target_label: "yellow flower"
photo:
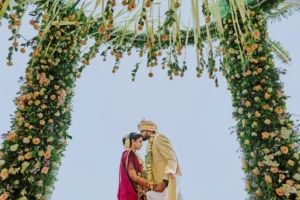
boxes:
[288,160,295,166]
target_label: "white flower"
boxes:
[293,173,300,181]
[18,197,27,200]
[23,137,30,144]
[235,73,241,78]
[37,180,43,187]
[247,113,252,118]
[280,127,292,139]
[18,155,25,161]
[38,150,45,157]
[10,144,19,151]
[36,194,42,199]
[0,160,5,166]
[282,184,297,197]
[242,89,248,94]
[47,145,54,152]
[267,88,273,93]
[47,137,54,143]
[54,111,60,117]
[20,188,27,196]
[251,132,257,137]
[238,108,244,114]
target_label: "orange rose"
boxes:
[50,95,56,100]
[44,151,51,159]
[245,101,251,107]
[7,132,17,141]
[277,92,282,98]
[274,107,283,115]
[0,168,9,180]
[288,160,294,166]
[37,113,43,118]
[252,167,260,176]
[262,132,270,139]
[265,175,272,183]
[0,192,9,200]
[280,146,289,154]
[276,188,284,196]
[255,188,262,196]
[286,180,294,186]
[25,153,31,160]
[255,111,261,118]
[258,162,264,167]
[271,167,278,173]
[41,167,49,174]
[264,93,271,99]
[263,104,269,110]
[254,85,262,91]
[279,174,285,179]
[40,120,45,126]
[32,138,40,145]
[257,68,263,73]
[48,119,53,124]
[252,29,261,39]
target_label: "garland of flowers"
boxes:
[144,134,155,186]
[223,8,300,199]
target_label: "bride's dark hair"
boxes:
[122,132,142,147]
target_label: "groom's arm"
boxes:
[155,134,178,181]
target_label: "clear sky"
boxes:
[0,3,299,200]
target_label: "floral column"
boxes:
[0,5,83,200]
[223,8,300,199]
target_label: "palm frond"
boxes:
[269,38,292,64]
[266,4,300,23]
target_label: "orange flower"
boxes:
[257,68,263,73]
[264,93,271,99]
[7,132,17,141]
[265,175,272,183]
[50,95,56,100]
[162,34,168,41]
[0,152,3,159]
[276,188,284,196]
[288,160,294,166]
[262,132,270,139]
[0,192,9,200]
[263,104,269,110]
[245,101,251,107]
[33,138,40,145]
[253,85,262,91]
[99,25,106,33]
[258,162,264,167]
[0,168,9,180]
[48,119,54,124]
[252,29,261,39]
[25,153,32,160]
[277,92,282,98]
[40,120,45,126]
[252,167,260,176]
[44,151,51,159]
[41,167,49,174]
[279,174,285,179]
[271,167,278,173]
[286,180,294,186]
[274,107,283,115]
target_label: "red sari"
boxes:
[117,150,146,200]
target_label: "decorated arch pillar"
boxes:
[223,8,300,199]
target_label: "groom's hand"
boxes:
[153,182,166,192]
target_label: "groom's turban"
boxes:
[138,120,157,132]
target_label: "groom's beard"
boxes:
[143,135,149,141]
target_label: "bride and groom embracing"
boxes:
[117,120,182,200]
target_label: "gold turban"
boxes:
[138,120,157,132]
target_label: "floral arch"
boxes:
[0,0,300,199]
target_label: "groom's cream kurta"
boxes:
[150,133,181,200]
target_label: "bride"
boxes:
[117,132,154,200]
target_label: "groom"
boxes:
[138,120,182,200]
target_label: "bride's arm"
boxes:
[128,168,149,186]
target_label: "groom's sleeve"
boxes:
[155,134,178,181]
